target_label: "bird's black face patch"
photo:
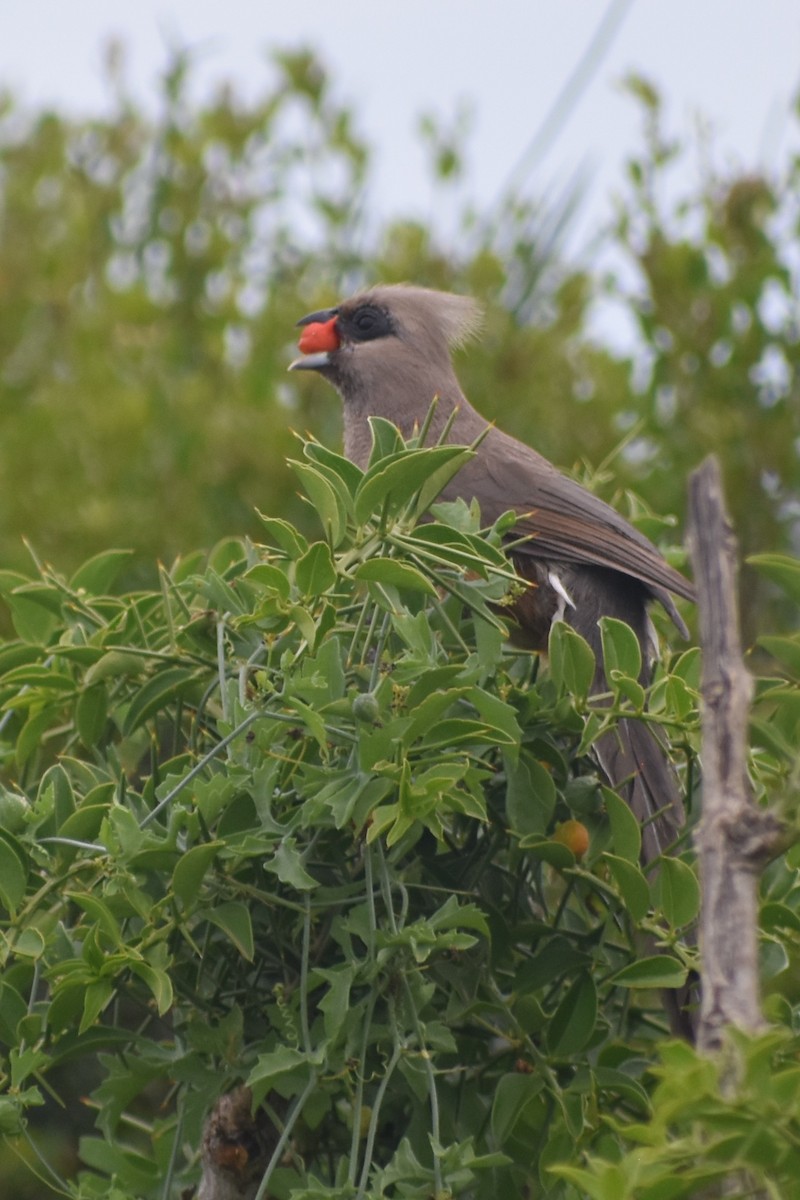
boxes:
[338,303,394,343]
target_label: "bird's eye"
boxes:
[344,304,391,342]
[355,309,377,332]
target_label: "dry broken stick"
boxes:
[688,455,785,1055]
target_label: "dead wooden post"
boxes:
[687,455,783,1055]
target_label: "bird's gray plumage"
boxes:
[291,283,694,866]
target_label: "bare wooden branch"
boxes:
[195,1086,273,1200]
[688,455,783,1055]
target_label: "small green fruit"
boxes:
[352,692,380,724]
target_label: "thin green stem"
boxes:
[161,1090,185,1200]
[252,1073,318,1200]
[368,611,392,693]
[300,894,312,1054]
[217,616,230,723]
[348,990,377,1187]
[355,1043,402,1200]
[348,844,380,1186]
[140,709,261,827]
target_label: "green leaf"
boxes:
[268,837,318,891]
[248,1046,316,1091]
[69,892,124,947]
[76,684,108,748]
[296,541,337,596]
[205,902,254,961]
[59,804,111,845]
[600,616,642,683]
[413,448,476,515]
[0,982,27,1045]
[5,592,60,643]
[1,664,75,690]
[491,1073,545,1144]
[12,928,45,959]
[122,666,201,735]
[16,707,58,768]
[207,538,248,575]
[418,717,506,750]
[200,567,245,615]
[80,980,115,1033]
[0,642,40,676]
[77,1138,159,1190]
[548,1163,626,1200]
[549,620,596,699]
[295,635,345,705]
[304,440,364,496]
[289,603,319,647]
[291,461,347,546]
[604,853,651,921]
[84,650,144,686]
[654,857,700,928]
[128,960,173,1014]
[297,454,356,518]
[517,836,576,870]
[402,689,467,744]
[505,755,556,835]
[467,686,523,750]
[354,557,437,595]
[172,841,223,907]
[405,522,509,572]
[609,671,646,710]
[69,549,133,594]
[243,562,291,600]
[256,513,309,559]
[367,415,404,466]
[612,955,687,989]
[283,695,328,749]
[316,964,354,1041]
[748,553,800,604]
[604,788,642,864]
[354,446,473,525]
[547,972,598,1055]
[0,837,27,914]
[760,901,800,934]
[758,635,800,677]
[428,895,490,937]
[39,763,76,830]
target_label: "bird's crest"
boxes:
[358,284,484,348]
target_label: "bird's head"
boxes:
[289,284,485,460]
[290,284,482,387]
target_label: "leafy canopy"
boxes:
[0,428,798,1198]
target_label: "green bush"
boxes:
[1,429,798,1197]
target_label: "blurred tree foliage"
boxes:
[0,48,797,637]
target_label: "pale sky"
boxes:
[2,1,799,254]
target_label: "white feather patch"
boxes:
[548,570,575,625]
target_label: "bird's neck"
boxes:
[338,358,487,468]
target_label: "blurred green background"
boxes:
[0,49,797,635]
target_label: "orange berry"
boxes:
[553,819,590,860]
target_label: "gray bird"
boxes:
[289,284,695,868]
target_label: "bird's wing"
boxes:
[468,429,695,605]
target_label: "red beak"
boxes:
[297,316,340,355]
